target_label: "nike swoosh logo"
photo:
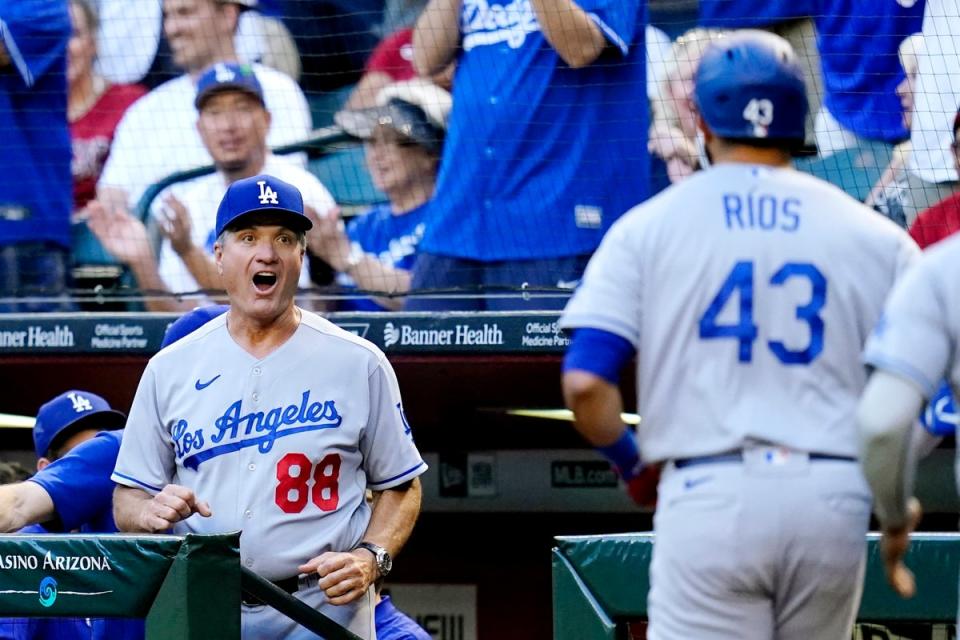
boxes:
[195,375,221,391]
[683,475,712,490]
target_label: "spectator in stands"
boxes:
[87,63,335,312]
[908,106,960,248]
[313,80,450,310]
[813,0,924,157]
[867,33,924,219]
[648,28,724,185]
[698,1,820,138]
[68,0,146,214]
[902,0,960,224]
[408,0,648,311]
[90,0,162,85]
[0,462,31,485]
[0,0,73,313]
[96,0,311,214]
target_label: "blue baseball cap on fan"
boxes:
[194,62,264,110]
[33,391,126,458]
[214,174,312,238]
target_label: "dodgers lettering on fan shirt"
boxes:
[698,0,814,27]
[338,203,427,311]
[561,164,919,463]
[111,312,427,584]
[0,0,72,249]
[816,0,924,143]
[419,0,648,260]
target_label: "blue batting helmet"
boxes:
[694,30,808,143]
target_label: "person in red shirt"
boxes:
[909,108,960,249]
[68,0,145,213]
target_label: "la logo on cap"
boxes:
[67,392,93,413]
[257,180,279,205]
[215,63,236,82]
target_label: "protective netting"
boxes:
[0,0,954,311]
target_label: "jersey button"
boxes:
[248,463,256,471]
[252,393,260,402]
[253,367,261,376]
[245,558,254,567]
[244,510,252,519]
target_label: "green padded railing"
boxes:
[553,532,960,639]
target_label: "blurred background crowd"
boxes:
[1,0,956,312]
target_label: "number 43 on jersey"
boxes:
[699,260,826,365]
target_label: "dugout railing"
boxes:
[0,532,361,640]
[553,533,960,639]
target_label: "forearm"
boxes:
[347,257,411,311]
[562,370,628,446]
[858,371,925,530]
[361,478,422,558]
[112,485,154,532]
[0,482,55,532]
[529,0,606,68]
[0,41,9,68]
[178,246,222,292]
[413,0,462,76]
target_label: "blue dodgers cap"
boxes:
[161,305,229,348]
[214,174,312,238]
[194,62,264,110]
[33,391,126,458]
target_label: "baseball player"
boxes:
[0,394,141,640]
[857,234,960,603]
[111,174,426,640]
[561,31,919,639]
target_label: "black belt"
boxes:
[241,575,300,606]
[674,450,857,469]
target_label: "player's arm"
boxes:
[0,482,55,533]
[113,484,212,533]
[562,328,658,505]
[299,478,421,606]
[0,41,9,68]
[858,370,927,598]
[529,0,608,68]
[412,0,462,77]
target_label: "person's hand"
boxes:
[85,199,154,267]
[138,484,212,533]
[298,549,376,605]
[305,206,351,270]
[158,194,194,256]
[880,497,922,598]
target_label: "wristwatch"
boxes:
[355,541,392,579]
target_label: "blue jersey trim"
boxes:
[563,328,635,385]
[864,352,936,398]
[0,19,33,87]
[112,471,163,494]
[369,461,427,489]
[587,13,628,56]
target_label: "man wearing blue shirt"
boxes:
[0,0,73,312]
[408,0,648,311]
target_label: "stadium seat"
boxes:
[308,145,387,211]
[794,139,894,202]
[308,85,355,129]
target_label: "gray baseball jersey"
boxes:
[562,163,919,639]
[864,232,960,398]
[562,163,919,462]
[112,311,426,630]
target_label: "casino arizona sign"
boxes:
[0,551,112,572]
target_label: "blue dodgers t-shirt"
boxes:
[698,0,815,27]
[28,430,123,533]
[338,203,426,311]
[0,0,72,249]
[816,0,924,143]
[420,0,648,261]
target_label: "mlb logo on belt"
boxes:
[764,447,792,465]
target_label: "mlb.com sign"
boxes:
[383,322,504,348]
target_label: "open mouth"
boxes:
[252,271,278,292]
